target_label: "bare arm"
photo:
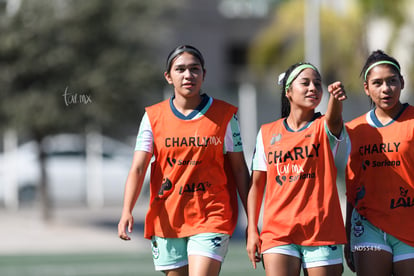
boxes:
[246,170,266,269]
[326,81,347,138]
[226,151,250,214]
[344,201,356,272]
[118,150,152,240]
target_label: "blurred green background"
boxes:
[1,0,413,275]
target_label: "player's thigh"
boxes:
[304,264,343,276]
[393,258,414,276]
[390,233,414,275]
[188,255,221,276]
[354,249,393,276]
[262,253,301,276]
[164,266,188,276]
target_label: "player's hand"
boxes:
[246,228,262,269]
[118,212,134,240]
[328,81,347,101]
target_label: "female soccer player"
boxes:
[246,62,347,276]
[118,45,250,276]
[345,50,414,276]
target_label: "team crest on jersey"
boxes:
[270,133,282,145]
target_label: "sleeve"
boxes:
[324,121,345,158]
[251,129,267,171]
[344,126,357,205]
[224,113,243,153]
[134,112,154,153]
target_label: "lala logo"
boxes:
[390,187,414,209]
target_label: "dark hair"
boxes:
[165,45,205,73]
[361,50,402,107]
[360,50,401,80]
[279,62,320,118]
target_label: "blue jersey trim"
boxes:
[283,112,322,132]
[169,94,210,120]
[369,103,408,127]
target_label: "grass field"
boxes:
[0,242,355,276]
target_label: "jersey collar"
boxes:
[368,103,408,127]
[170,94,210,120]
[283,112,322,132]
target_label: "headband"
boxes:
[284,64,318,92]
[364,60,400,81]
[166,46,205,72]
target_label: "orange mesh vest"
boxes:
[346,105,414,247]
[143,98,238,239]
[260,116,346,251]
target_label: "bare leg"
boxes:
[304,264,343,276]
[188,255,221,276]
[393,258,414,276]
[262,253,301,276]
[354,250,392,276]
[164,265,188,276]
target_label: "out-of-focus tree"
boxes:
[0,0,179,219]
[359,0,406,30]
[358,0,414,95]
[247,0,366,93]
[247,0,414,94]
[0,0,180,137]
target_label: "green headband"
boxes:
[285,64,318,92]
[364,60,401,81]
